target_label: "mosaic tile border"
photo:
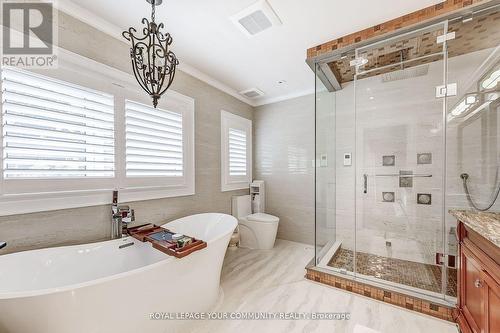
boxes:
[306,0,487,59]
[305,268,457,322]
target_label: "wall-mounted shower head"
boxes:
[460,173,469,180]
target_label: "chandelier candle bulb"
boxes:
[122,0,179,108]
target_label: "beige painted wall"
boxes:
[0,11,253,254]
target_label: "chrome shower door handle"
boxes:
[363,174,368,194]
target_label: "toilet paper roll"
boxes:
[252,194,260,213]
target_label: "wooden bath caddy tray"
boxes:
[127,224,207,258]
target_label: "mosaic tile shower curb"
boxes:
[305,268,456,322]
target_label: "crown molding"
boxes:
[56,1,124,40]
[56,0,314,108]
[176,63,256,106]
[56,0,256,107]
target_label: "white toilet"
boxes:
[232,195,279,250]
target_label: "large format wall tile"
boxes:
[254,95,316,245]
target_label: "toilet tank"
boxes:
[231,195,252,218]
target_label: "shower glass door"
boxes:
[350,22,450,298]
[314,63,346,269]
[314,4,499,303]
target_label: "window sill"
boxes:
[0,186,195,216]
[221,182,250,192]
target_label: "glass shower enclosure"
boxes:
[313,4,500,304]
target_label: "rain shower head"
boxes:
[381,65,429,83]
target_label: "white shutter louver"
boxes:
[1,67,115,179]
[228,128,247,176]
[125,100,183,177]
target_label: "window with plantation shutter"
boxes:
[221,110,252,191]
[125,100,183,178]
[228,128,247,176]
[0,62,194,215]
[1,67,115,182]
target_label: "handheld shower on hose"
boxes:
[461,170,500,211]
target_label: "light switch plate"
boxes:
[320,154,328,167]
[343,152,352,166]
[435,83,457,98]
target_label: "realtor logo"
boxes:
[1,0,58,68]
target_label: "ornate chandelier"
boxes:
[122,0,178,108]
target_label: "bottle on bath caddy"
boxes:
[172,233,192,248]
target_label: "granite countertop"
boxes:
[449,210,500,248]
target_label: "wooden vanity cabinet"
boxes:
[457,222,500,333]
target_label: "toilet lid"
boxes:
[247,213,279,223]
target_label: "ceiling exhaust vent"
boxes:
[231,0,282,37]
[240,88,265,99]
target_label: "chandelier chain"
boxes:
[151,1,155,23]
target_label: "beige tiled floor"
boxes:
[188,240,459,333]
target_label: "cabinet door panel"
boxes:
[463,250,484,333]
[484,272,500,333]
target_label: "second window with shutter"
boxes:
[221,110,252,191]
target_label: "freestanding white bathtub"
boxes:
[0,213,237,333]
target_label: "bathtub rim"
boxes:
[0,213,236,300]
